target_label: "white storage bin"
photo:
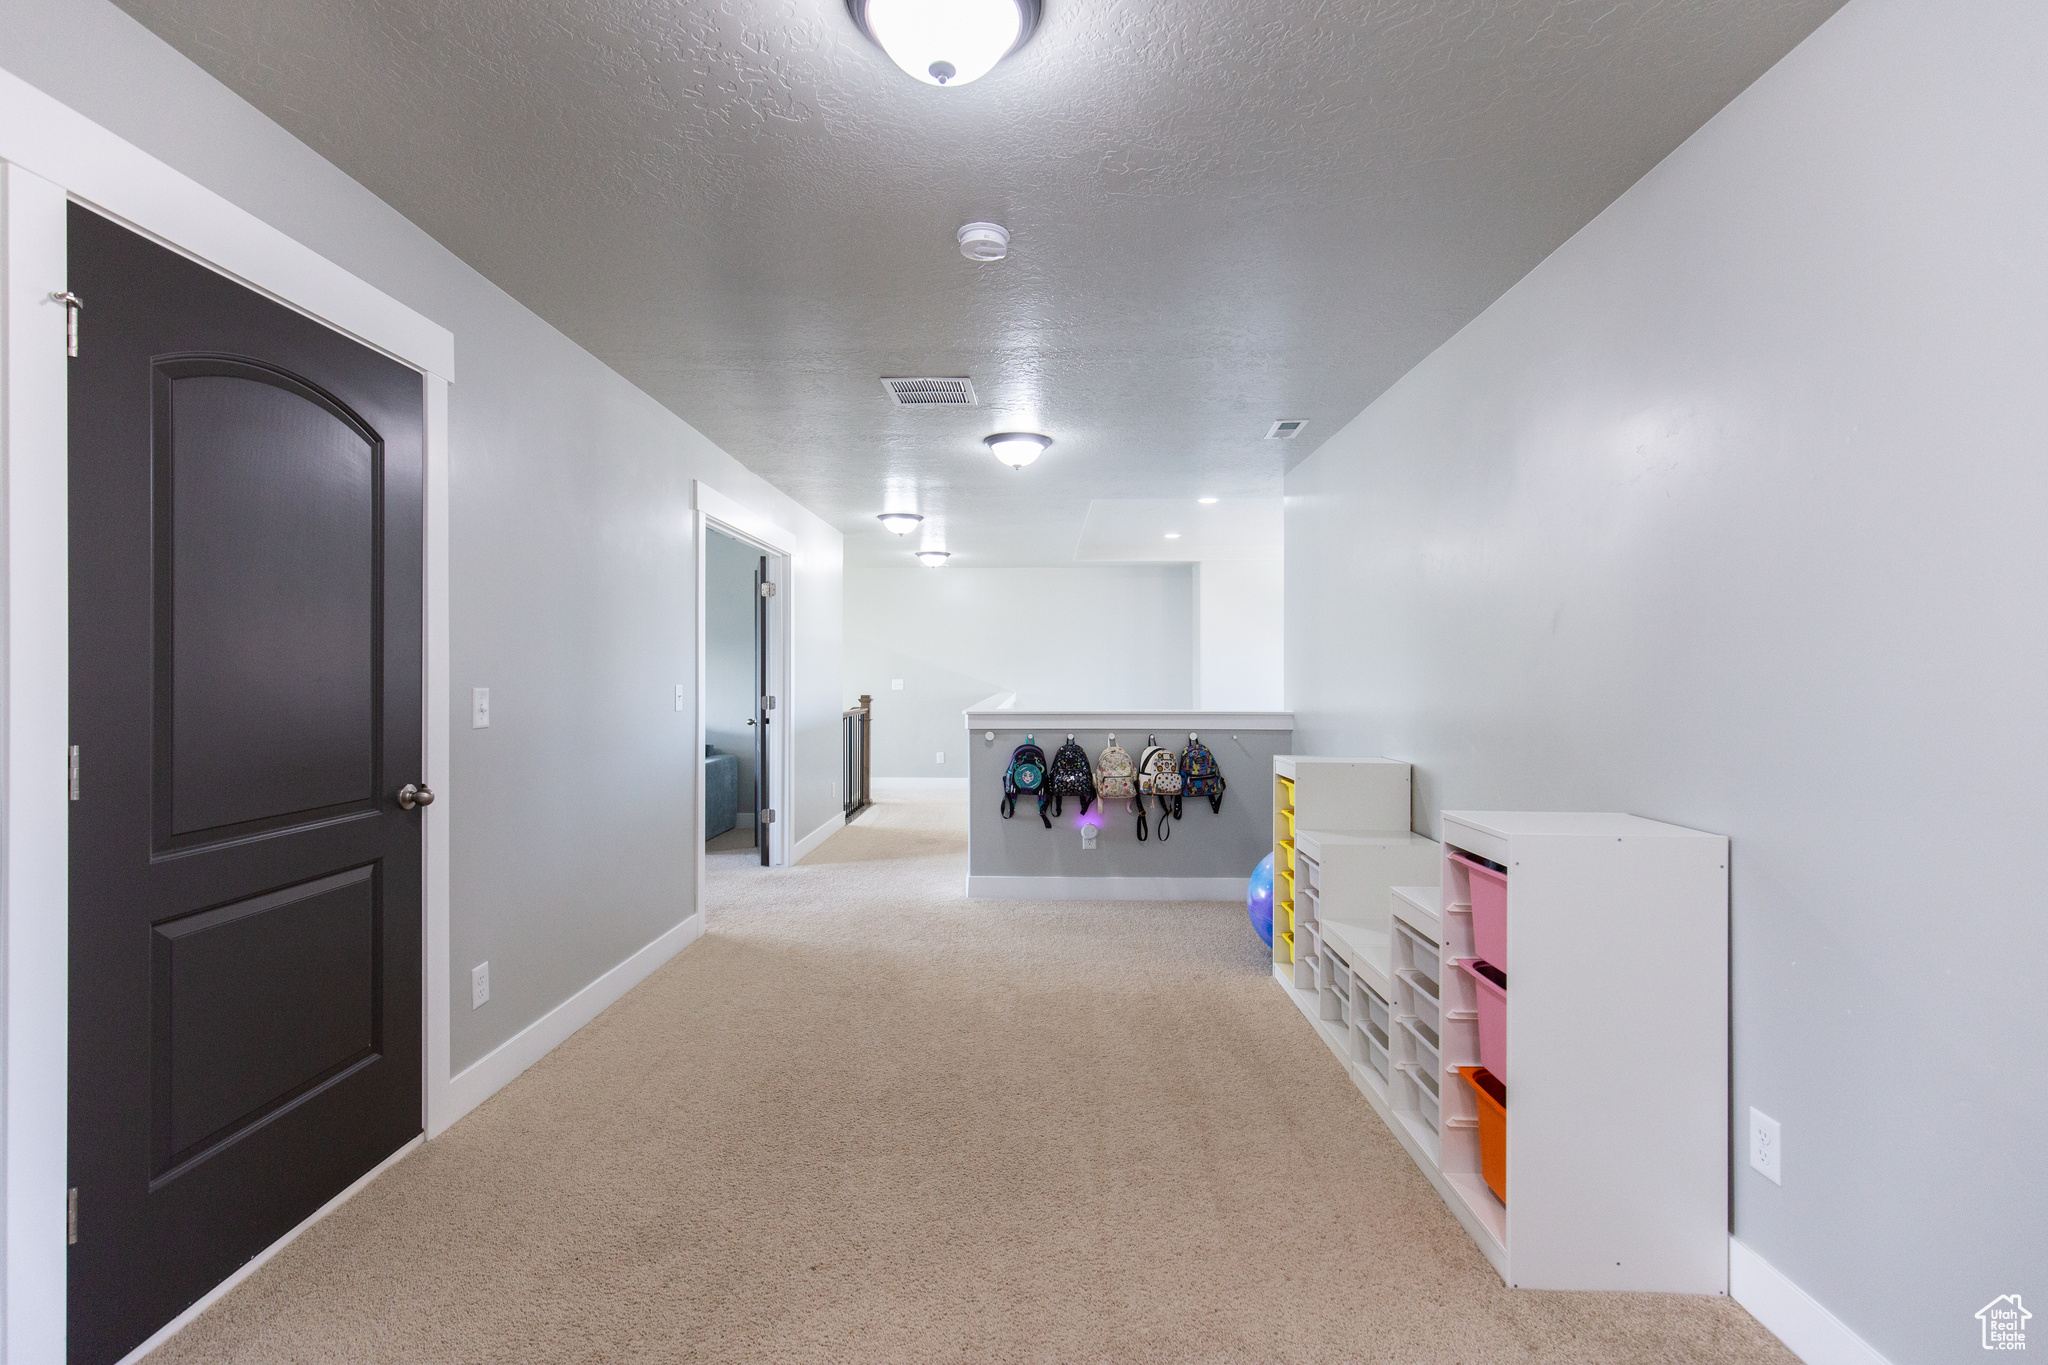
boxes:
[1300,855,1320,892]
[1361,1032,1390,1082]
[1362,984,1391,1039]
[1401,1017,1441,1077]
[1396,924,1439,996]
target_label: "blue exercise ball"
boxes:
[1247,852,1275,948]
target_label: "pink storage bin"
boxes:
[1460,958,1507,1077]
[1451,851,1509,969]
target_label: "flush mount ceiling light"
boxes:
[1164,532,1181,539]
[1198,497,1219,504]
[958,222,1010,261]
[847,0,1040,87]
[915,549,952,567]
[984,432,1051,469]
[877,512,924,534]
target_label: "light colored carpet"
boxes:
[152,790,1791,1364]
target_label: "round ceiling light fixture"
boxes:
[847,0,1040,88]
[915,549,952,567]
[877,511,924,534]
[958,222,1010,261]
[984,432,1051,469]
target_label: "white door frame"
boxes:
[691,480,796,905]
[0,69,455,1364]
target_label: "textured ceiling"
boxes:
[114,0,1844,566]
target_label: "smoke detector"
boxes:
[882,377,978,406]
[1265,419,1308,440]
[958,222,1009,261]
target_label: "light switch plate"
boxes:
[1749,1107,1781,1184]
[935,750,945,764]
[891,678,904,690]
[675,683,687,712]
[471,687,490,729]
[471,962,490,1009]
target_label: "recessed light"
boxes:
[958,222,1009,261]
[1164,532,1181,539]
[1198,497,1218,504]
[915,549,952,567]
[847,0,1040,87]
[877,512,924,534]
[984,432,1051,469]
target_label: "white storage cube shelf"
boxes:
[1268,771,1731,1295]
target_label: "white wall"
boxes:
[1193,560,1283,709]
[1284,4,2046,1361]
[846,565,1194,780]
[703,527,758,813]
[0,0,843,1079]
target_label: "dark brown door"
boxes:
[755,555,771,865]
[67,204,425,1365]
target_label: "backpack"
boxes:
[1137,736,1182,836]
[1096,737,1138,800]
[1047,735,1096,818]
[1002,739,1050,828]
[1097,736,1144,838]
[1180,734,1226,814]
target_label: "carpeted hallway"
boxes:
[152,789,1791,1364]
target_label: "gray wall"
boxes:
[703,528,758,812]
[845,565,1195,780]
[968,726,1286,883]
[1284,2,2045,1359]
[0,0,844,1073]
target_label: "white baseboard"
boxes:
[966,874,1244,902]
[432,912,703,1137]
[792,817,841,862]
[873,777,969,792]
[115,1133,424,1365]
[1730,1238,1893,1365]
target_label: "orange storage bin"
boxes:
[1458,1066,1507,1205]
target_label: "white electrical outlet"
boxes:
[471,962,490,1010]
[675,684,687,712]
[1749,1107,1781,1184]
[1081,824,1098,849]
[891,678,904,690]
[472,687,491,728]
[935,750,945,764]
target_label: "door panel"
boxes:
[161,361,380,836]
[68,204,424,1365]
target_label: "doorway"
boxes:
[703,526,765,860]
[65,205,427,1365]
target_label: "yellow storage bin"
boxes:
[1275,899,1293,933]
[1277,808,1295,839]
[1276,867,1295,902]
[1275,775,1295,809]
[1276,837,1295,871]
[1277,929,1294,964]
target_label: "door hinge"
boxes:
[761,809,777,825]
[50,292,82,357]
[69,745,80,801]
[67,1188,79,1244]
[759,581,777,598]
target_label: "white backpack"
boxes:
[1096,736,1138,800]
[1138,739,1182,795]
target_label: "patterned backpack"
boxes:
[1047,735,1096,819]
[1180,733,1227,814]
[1002,739,1050,827]
[1137,736,1182,836]
[1097,735,1143,838]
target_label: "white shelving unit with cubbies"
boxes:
[1267,790,1732,1297]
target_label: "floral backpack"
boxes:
[1047,735,1097,819]
[1002,739,1050,827]
[1097,735,1144,838]
[1180,734,1227,814]
[1137,736,1182,836]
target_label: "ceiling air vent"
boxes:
[882,376,978,407]
[1266,419,1308,440]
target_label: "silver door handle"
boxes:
[397,783,435,810]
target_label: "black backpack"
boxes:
[1180,734,1226,814]
[1002,740,1050,827]
[1047,735,1096,819]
